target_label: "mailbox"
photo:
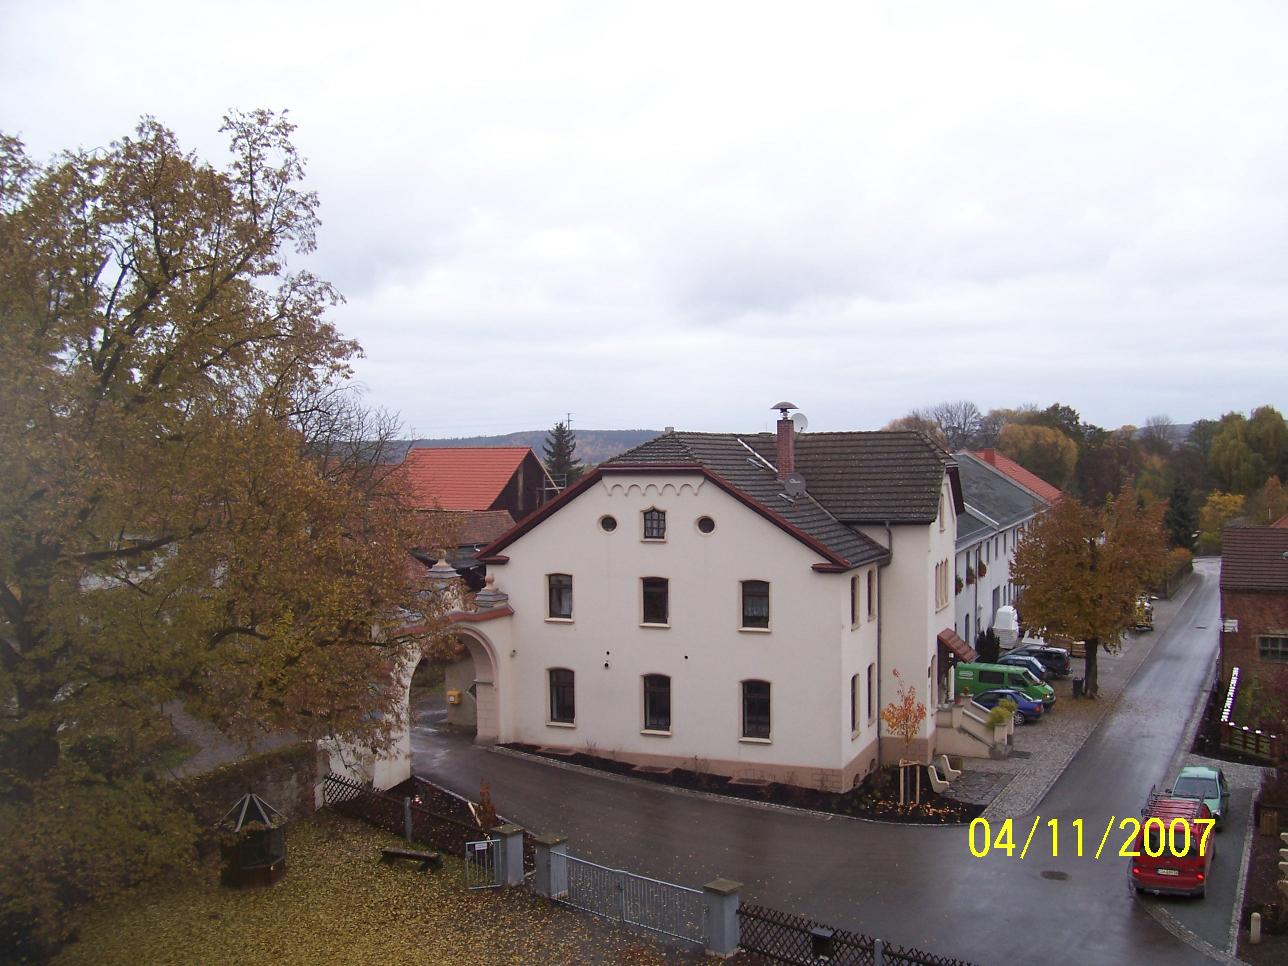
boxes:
[446,689,461,705]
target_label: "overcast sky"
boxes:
[5,1,1286,436]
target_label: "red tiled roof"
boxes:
[456,510,516,546]
[1220,526,1288,592]
[970,449,1063,505]
[938,628,977,663]
[397,447,533,511]
[1273,514,1288,529]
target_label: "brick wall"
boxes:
[1221,589,1288,693]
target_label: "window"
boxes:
[867,663,876,722]
[964,613,971,646]
[643,508,666,540]
[1260,636,1288,663]
[547,573,573,619]
[697,516,715,534]
[934,560,950,610]
[741,580,770,629]
[599,515,617,532]
[850,674,859,733]
[867,570,876,620]
[742,680,771,739]
[549,668,575,723]
[850,576,859,625]
[642,577,669,625]
[938,491,945,531]
[643,674,671,731]
[979,669,1005,686]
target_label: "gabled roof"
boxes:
[743,431,960,524]
[397,447,537,511]
[955,452,1045,530]
[480,437,891,571]
[1220,526,1288,592]
[969,449,1063,505]
[956,508,994,544]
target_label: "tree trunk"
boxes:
[1085,637,1101,698]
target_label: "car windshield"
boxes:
[1173,777,1219,799]
[1021,671,1040,686]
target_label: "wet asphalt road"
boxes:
[412,561,1234,965]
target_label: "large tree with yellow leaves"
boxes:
[0,114,443,955]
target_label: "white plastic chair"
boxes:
[937,754,961,781]
[927,763,951,794]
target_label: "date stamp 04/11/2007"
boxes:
[967,817,1216,861]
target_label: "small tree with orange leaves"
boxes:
[881,669,928,804]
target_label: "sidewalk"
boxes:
[947,568,1203,820]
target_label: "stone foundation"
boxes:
[527,737,882,793]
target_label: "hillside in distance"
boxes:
[397,429,661,467]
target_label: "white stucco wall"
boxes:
[955,519,1030,642]
[489,472,881,783]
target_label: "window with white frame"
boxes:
[850,674,859,733]
[642,576,669,625]
[741,580,770,629]
[867,569,876,620]
[549,668,575,723]
[547,573,572,619]
[643,674,671,731]
[850,575,859,625]
[741,680,771,739]
[867,663,876,722]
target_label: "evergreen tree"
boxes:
[975,628,1001,665]
[544,420,584,487]
[1164,481,1197,550]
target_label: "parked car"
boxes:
[954,662,1056,707]
[1128,789,1214,898]
[997,653,1050,681]
[1009,643,1073,679]
[1169,765,1230,830]
[971,688,1045,724]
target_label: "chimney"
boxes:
[772,401,798,480]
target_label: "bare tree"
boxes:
[929,400,984,450]
[1139,414,1179,455]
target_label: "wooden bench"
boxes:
[381,847,442,872]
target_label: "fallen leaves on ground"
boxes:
[55,811,698,965]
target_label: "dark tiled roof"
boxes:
[608,432,889,568]
[1221,527,1288,592]
[956,452,1044,530]
[956,508,993,544]
[970,449,1063,505]
[743,431,954,523]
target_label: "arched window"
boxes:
[867,570,876,619]
[642,508,666,540]
[866,663,876,722]
[643,674,671,732]
[850,674,859,733]
[548,668,575,724]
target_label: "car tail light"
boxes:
[1196,873,1204,882]
[1132,866,1141,876]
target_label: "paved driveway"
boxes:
[412,560,1242,965]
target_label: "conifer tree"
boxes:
[543,420,584,487]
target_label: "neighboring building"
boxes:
[1219,526,1288,693]
[437,407,967,791]
[952,452,1051,645]
[398,446,554,521]
[969,449,1064,506]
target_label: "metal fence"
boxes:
[738,903,977,966]
[322,773,483,856]
[464,838,500,890]
[562,854,706,946]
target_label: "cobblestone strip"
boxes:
[979,571,1203,821]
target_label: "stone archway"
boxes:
[444,627,501,744]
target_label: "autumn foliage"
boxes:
[0,114,447,955]
[880,669,928,759]
[1011,483,1166,697]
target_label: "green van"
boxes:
[955,662,1056,707]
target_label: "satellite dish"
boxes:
[784,472,807,496]
[791,411,809,433]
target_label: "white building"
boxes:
[952,451,1060,646]
[397,408,965,794]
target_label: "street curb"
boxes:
[982,569,1203,821]
[489,745,968,830]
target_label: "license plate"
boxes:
[1156,869,1179,876]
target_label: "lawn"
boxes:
[54,811,695,965]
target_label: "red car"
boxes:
[1128,790,1215,898]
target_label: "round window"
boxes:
[599,515,617,532]
[697,516,715,534]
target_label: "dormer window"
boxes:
[642,508,666,541]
